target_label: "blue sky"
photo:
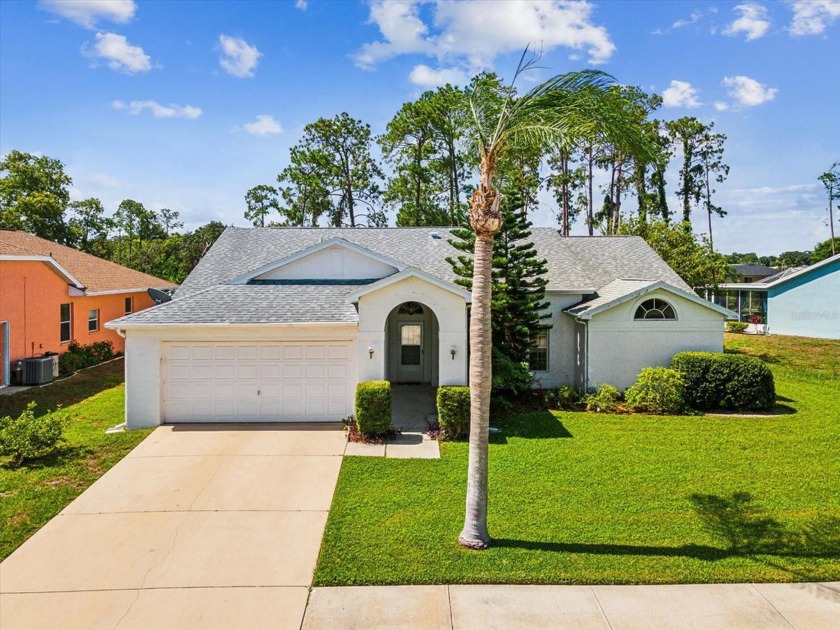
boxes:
[1,0,838,255]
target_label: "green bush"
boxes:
[0,403,67,467]
[491,348,532,398]
[544,385,582,410]
[58,340,117,375]
[625,367,686,414]
[671,352,776,411]
[437,386,471,439]
[726,321,749,333]
[585,384,621,413]
[354,381,392,435]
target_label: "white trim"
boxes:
[571,281,737,320]
[0,255,85,289]
[84,288,164,296]
[344,267,472,303]
[227,238,406,285]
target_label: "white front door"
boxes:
[395,322,424,382]
[162,341,352,422]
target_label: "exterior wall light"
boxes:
[368,346,374,359]
[450,345,457,360]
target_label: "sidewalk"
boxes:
[303,582,840,629]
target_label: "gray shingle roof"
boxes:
[107,284,361,326]
[732,263,778,277]
[114,227,703,327]
[559,236,693,293]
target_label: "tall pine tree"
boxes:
[447,185,550,366]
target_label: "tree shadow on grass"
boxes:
[494,413,573,439]
[689,492,840,579]
[495,493,840,574]
[493,539,729,561]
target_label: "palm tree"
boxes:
[458,56,654,550]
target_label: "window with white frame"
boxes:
[88,309,99,332]
[125,297,133,315]
[528,327,549,371]
[60,303,72,343]
[634,298,676,320]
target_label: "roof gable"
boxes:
[229,238,403,285]
[344,268,472,303]
[566,279,737,320]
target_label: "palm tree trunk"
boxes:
[459,229,493,549]
[459,161,499,550]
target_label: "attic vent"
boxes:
[430,232,441,240]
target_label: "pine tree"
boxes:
[447,185,550,365]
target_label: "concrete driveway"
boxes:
[0,423,346,630]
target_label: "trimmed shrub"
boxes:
[625,367,686,414]
[585,384,621,413]
[726,321,749,333]
[355,381,392,435]
[671,352,776,411]
[0,403,67,467]
[544,385,582,411]
[437,386,470,440]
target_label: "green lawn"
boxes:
[314,334,840,586]
[0,360,151,560]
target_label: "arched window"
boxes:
[398,301,424,316]
[634,298,676,320]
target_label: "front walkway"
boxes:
[344,384,441,458]
[303,582,840,629]
[0,423,346,630]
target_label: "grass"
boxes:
[314,334,840,586]
[0,360,150,560]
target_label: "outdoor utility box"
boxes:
[21,356,56,386]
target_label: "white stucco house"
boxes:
[107,227,735,428]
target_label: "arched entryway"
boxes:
[385,301,440,385]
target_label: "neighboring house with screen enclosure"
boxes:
[705,253,840,339]
[107,227,736,428]
[0,230,176,386]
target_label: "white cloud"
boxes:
[724,3,771,41]
[218,35,262,78]
[723,75,778,106]
[409,64,469,88]
[672,10,703,29]
[84,32,151,73]
[239,114,283,136]
[788,0,840,35]
[295,0,308,9]
[38,0,135,29]
[662,80,701,108]
[652,9,704,35]
[112,100,202,119]
[714,101,730,111]
[355,0,615,78]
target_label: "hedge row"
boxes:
[670,351,775,411]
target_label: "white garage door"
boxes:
[163,342,353,422]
